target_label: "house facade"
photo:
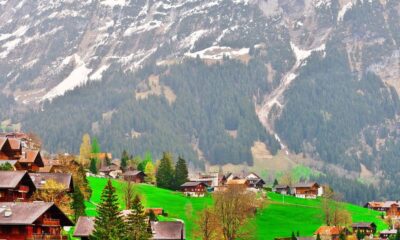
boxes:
[0,202,73,240]
[123,170,146,183]
[17,150,45,172]
[351,222,376,236]
[0,171,36,202]
[293,182,322,199]
[180,182,208,197]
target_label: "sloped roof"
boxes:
[0,202,73,226]
[29,172,72,190]
[0,171,31,189]
[0,138,7,150]
[151,221,185,239]
[73,216,95,237]
[275,185,290,189]
[8,138,21,150]
[294,182,319,188]
[19,150,44,167]
[123,170,145,176]
[352,222,375,228]
[181,182,208,187]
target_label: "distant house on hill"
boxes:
[18,150,45,172]
[180,182,208,197]
[226,179,249,189]
[351,222,376,236]
[0,202,73,240]
[274,185,291,195]
[29,172,74,193]
[123,170,146,183]
[244,172,265,189]
[145,208,164,216]
[364,201,400,218]
[99,164,121,178]
[73,216,95,240]
[293,182,322,199]
[0,171,36,202]
[380,229,397,240]
[150,221,185,240]
[314,226,350,240]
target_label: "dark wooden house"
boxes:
[123,170,146,183]
[0,171,36,202]
[18,150,45,172]
[245,172,266,189]
[0,138,15,160]
[351,222,376,236]
[0,202,73,240]
[274,185,291,195]
[180,182,208,197]
[293,182,321,199]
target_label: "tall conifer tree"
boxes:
[126,196,151,240]
[91,179,126,240]
[156,152,175,189]
[174,156,189,190]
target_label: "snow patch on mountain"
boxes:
[100,0,128,8]
[338,2,353,21]
[42,54,92,101]
[290,42,326,63]
[185,46,249,60]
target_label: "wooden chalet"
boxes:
[0,171,36,202]
[380,229,397,240]
[99,164,120,177]
[226,179,250,189]
[180,182,208,197]
[29,173,74,193]
[0,202,73,240]
[73,216,95,240]
[0,138,15,160]
[293,182,321,199]
[364,201,400,218]
[245,172,266,189]
[314,226,350,240]
[150,221,185,240]
[18,150,45,172]
[351,222,376,236]
[123,170,146,183]
[8,138,22,159]
[274,185,291,195]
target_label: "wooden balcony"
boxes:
[42,218,60,226]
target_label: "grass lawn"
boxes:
[87,177,387,240]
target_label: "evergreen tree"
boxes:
[91,137,101,154]
[156,152,175,190]
[297,231,300,237]
[91,179,126,240]
[273,179,279,188]
[90,158,98,174]
[291,231,297,240]
[121,150,129,170]
[395,229,400,240]
[138,151,152,172]
[174,156,189,190]
[71,185,85,221]
[148,209,157,222]
[126,196,151,240]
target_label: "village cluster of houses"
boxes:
[0,133,186,240]
[274,182,324,199]
[180,171,266,197]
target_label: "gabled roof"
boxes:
[275,185,290,189]
[99,165,120,172]
[352,222,376,228]
[245,172,261,179]
[8,138,21,151]
[0,171,35,190]
[73,216,95,237]
[151,221,185,239]
[123,170,145,176]
[181,182,208,188]
[0,138,8,150]
[29,172,73,190]
[19,150,44,167]
[294,182,319,188]
[0,202,73,226]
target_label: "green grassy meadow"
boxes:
[87,177,387,240]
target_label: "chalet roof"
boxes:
[29,172,72,190]
[73,216,95,237]
[275,185,290,189]
[181,182,208,187]
[0,171,31,189]
[123,170,145,176]
[245,172,262,179]
[0,202,73,226]
[151,221,185,239]
[0,138,7,150]
[380,229,397,235]
[226,179,248,185]
[352,222,376,228]
[367,201,400,208]
[8,138,21,150]
[19,150,44,167]
[99,165,120,172]
[254,179,266,184]
[314,226,345,236]
[294,182,319,188]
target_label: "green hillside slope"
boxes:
[86,177,387,240]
